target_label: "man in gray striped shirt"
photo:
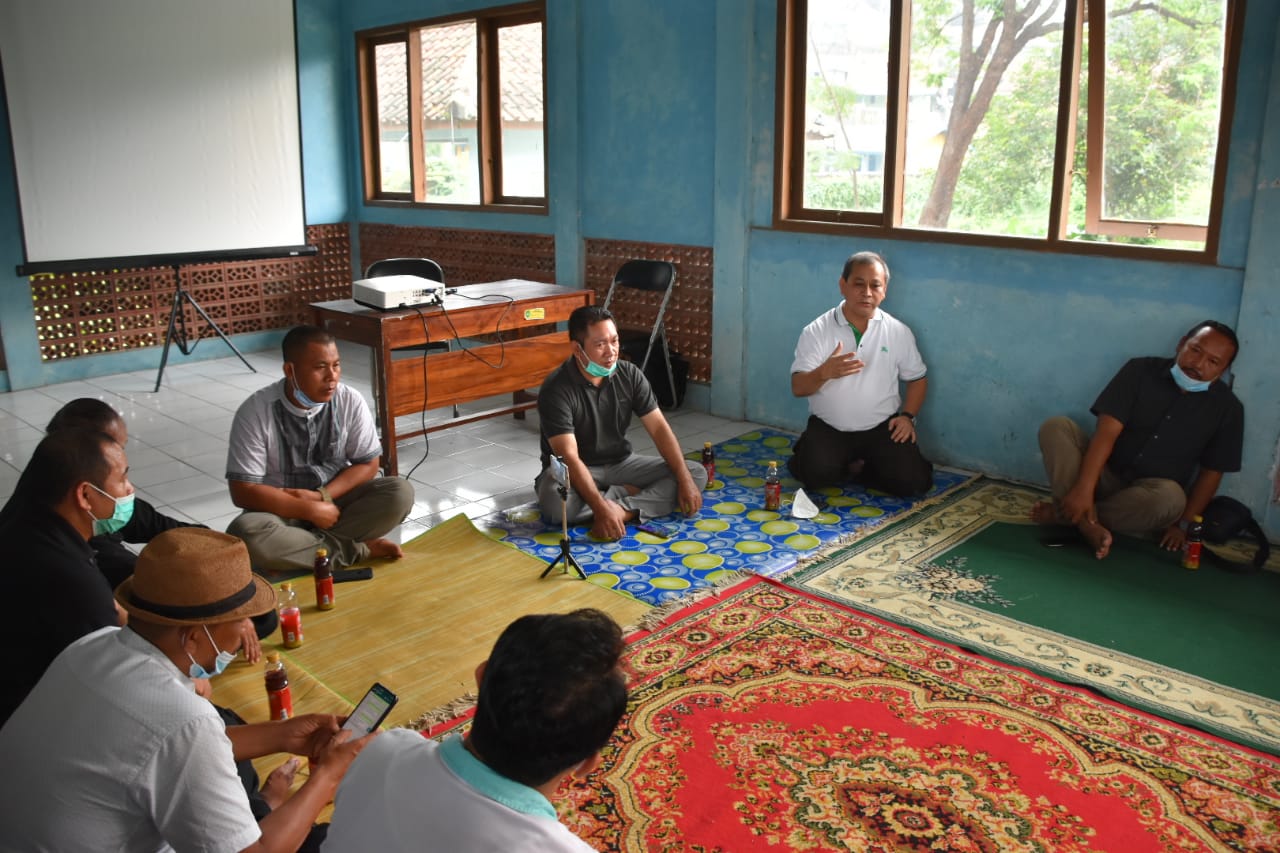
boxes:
[225,326,414,572]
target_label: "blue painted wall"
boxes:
[578,0,716,246]
[1,0,1277,537]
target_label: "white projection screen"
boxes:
[0,0,311,275]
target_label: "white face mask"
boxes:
[187,625,235,679]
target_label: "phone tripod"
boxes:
[540,461,586,580]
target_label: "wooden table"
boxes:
[312,279,592,475]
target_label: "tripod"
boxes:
[154,265,257,392]
[540,458,586,580]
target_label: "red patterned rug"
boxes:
[426,579,1280,851]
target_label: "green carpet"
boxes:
[943,521,1280,701]
[787,478,1280,754]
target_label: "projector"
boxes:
[352,275,445,310]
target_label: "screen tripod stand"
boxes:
[154,265,256,392]
[540,456,586,580]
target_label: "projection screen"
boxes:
[0,0,311,275]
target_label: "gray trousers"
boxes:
[227,477,415,572]
[536,454,708,525]
[1038,416,1186,535]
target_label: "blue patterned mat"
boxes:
[479,428,976,605]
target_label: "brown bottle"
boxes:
[314,547,334,610]
[265,652,293,720]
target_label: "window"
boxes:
[777,0,1239,256]
[358,3,546,209]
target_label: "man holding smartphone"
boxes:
[325,609,627,852]
[0,528,377,852]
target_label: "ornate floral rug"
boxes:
[480,427,976,605]
[422,578,1280,851]
[786,478,1280,756]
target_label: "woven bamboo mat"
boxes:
[211,513,650,731]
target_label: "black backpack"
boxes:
[1200,496,1271,573]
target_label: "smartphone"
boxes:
[341,682,399,736]
[636,521,676,539]
[332,567,373,583]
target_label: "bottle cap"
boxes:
[316,547,329,558]
[1193,515,1203,522]
[704,441,712,447]
[268,652,280,664]
[281,582,292,592]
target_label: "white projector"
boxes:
[352,275,445,310]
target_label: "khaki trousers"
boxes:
[227,476,415,572]
[1038,416,1185,535]
[536,454,709,525]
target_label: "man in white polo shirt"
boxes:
[789,250,933,498]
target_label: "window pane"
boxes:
[498,22,544,198]
[801,0,889,213]
[903,0,1066,237]
[419,21,480,204]
[374,42,409,194]
[1100,0,1225,227]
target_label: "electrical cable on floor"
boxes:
[399,291,519,480]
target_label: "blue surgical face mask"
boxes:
[1170,363,1211,393]
[87,483,135,536]
[577,344,618,379]
[188,625,236,679]
[289,373,323,409]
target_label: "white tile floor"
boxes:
[0,342,765,543]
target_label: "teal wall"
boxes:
[1,0,1277,537]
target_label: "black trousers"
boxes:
[788,415,934,498]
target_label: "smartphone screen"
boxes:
[341,682,399,736]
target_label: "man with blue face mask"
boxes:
[0,528,375,852]
[1035,321,1243,560]
[226,325,414,573]
[0,426,130,725]
[535,305,706,540]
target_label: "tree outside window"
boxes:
[780,0,1236,256]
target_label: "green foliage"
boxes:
[802,0,1225,243]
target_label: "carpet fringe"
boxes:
[404,573,752,733]
[405,690,478,733]
[779,470,983,579]
[631,571,750,633]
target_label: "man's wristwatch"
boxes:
[895,411,916,423]
[318,486,334,503]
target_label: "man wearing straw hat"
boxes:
[0,528,375,852]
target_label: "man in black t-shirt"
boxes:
[1033,320,1243,560]
[535,305,707,540]
[0,428,128,725]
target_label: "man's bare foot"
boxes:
[260,757,299,810]
[365,538,404,560]
[1077,519,1113,560]
[1030,501,1060,524]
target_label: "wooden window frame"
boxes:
[774,0,1244,262]
[356,2,547,212]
